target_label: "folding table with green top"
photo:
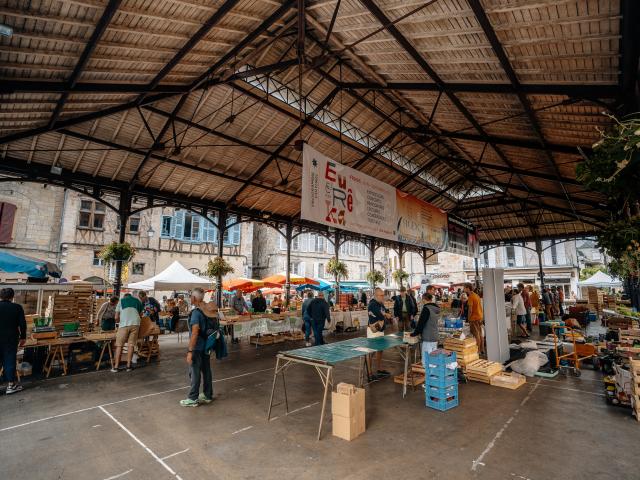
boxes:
[267,333,418,440]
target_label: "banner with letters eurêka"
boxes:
[301,144,397,241]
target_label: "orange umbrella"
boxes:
[262,287,296,295]
[261,272,319,287]
[222,277,264,292]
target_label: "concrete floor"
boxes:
[1,333,637,480]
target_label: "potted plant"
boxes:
[99,241,136,263]
[366,270,385,289]
[326,257,348,299]
[392,269,409,288]
[206,257,234,304]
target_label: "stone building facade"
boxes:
[0,182,253,286]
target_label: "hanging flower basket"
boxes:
[99,242,136,263]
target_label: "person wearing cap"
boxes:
[252,290,267,313]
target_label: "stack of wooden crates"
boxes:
[586,287,604,314]
[631,360,640,422]
[51,283,93,333]
[443,337,479,370]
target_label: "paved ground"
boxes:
[1,332,637,480]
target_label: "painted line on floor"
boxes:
[535,382,605,396]
[471,379,541,471]
[287,401,320,415]
[0,367,274,433]
[231,426,254,435]
[99,406,184,480]
[103,469,133,480]
[161,448,190,461]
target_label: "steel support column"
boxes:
[535,238,545,290]
[474,257,480,289]
[334,230,341,299]
[422,248,428,274]
[369,238,376,276]
[113,189,131,297]
[217,210,227,308]
[285,224,293,307]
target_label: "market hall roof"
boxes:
[0,0,638,244]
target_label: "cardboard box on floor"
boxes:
[332,382,366,441]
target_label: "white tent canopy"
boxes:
[578,270,622,288]
[127,261,212,291]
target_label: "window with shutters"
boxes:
[78,200,105,230]
[0,202,17,244]
[292,235,300,251]
[161,216,172,237]
[279,232,287,251]
[128,215,140,234]
[92,251,103,267]
[505,246,516,267]
[132,263,145,275]
[359,265,367,279]
[317,263,325,279]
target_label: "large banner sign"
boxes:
[301,144,397,241]
[301,144,478,256]
[446,215,480,258]
[396,191,448,251]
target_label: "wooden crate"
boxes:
[465,359,503,384]
[457,352,480,369]
[250,335,274,346]
[394,373,425,387]
[490,372,526,390]
[411,362,425,374]
[286,331,304,341]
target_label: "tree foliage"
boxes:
[579,265,608,281]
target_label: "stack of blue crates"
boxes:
[425,350,458,411]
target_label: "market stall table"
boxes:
[267,333,417,440]
[84,331,117,371]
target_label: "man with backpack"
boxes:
[180,288,215,407]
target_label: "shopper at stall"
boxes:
[112,292,143,372]
[367,288,392,379]
[302,291,314,347]
[541,287,553,320]
[167,299,180,332]
[180,288,214,407]
[96,296,118,331]
[459,293,468,320]
[307,292,331,346]
[252,290,267,313]
[529,285,540,313]
[408,289,418,322]
[512,288,529,337]
[518,283,532,333]
[464,283,484,355]
[393,286,416,332]
[551,286,560,317]
[410,292,440,366]
[558,287,565,316]
[359,290,367,307]
[138,291,161,325]
[0,288,26,394]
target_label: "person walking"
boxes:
[0,288,26,394]
[307,292,331,346]
[393,286,416,332]
[180,288,215,407]
[464,283,484,355]
[112,292,143,372]
[542,287,554,321]
[96,296,118,331]
[518,283,532,333]
[301,291,314,347]
[367,288,392,379]
[512,288,529,337]
[410,292,440,369]
[558,287,565,316]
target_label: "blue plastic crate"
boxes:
[587,312,597,322]
[444,318,463,329]
[426,392,459,411]
[425,369,458,387]
[426,383,458,398]
[427,350,456,366]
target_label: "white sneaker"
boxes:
[6,384,23,394]
[305,342,312,347]
[110,368,118,373]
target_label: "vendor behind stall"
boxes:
[252,290,267,313]
[96,296,118,331]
